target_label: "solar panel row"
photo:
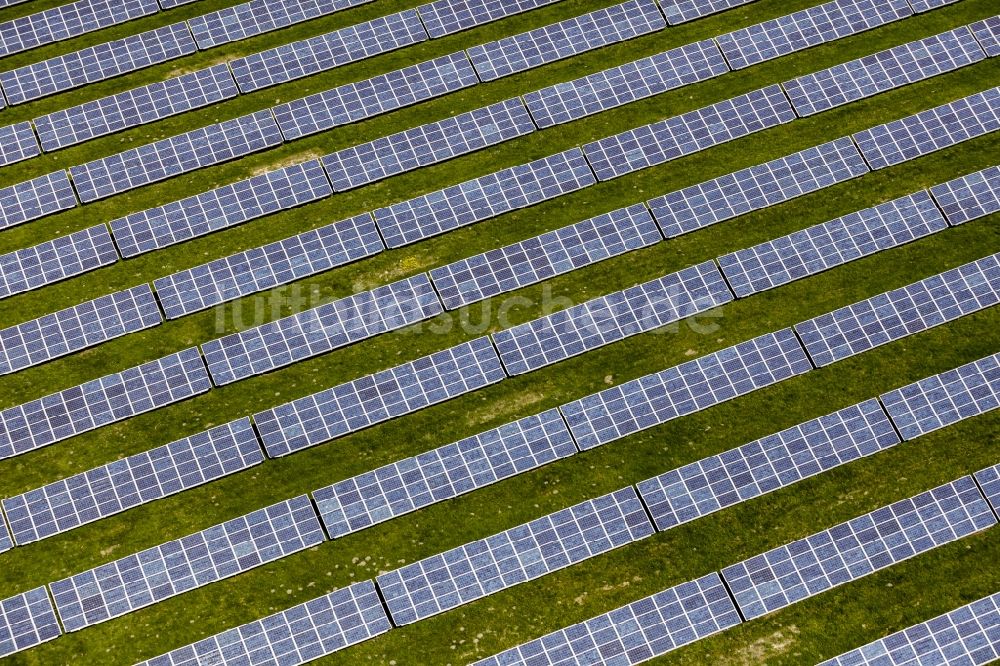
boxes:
[188,0,374,49]
[418,0,563,38]
[157,0,199,7]
[0,171,77,231]
[0,121,41,167]
[0,515,10,553]
[0,0,158,58]
[0,587,61,660]
[0,0,29,8]
[975,463,1000,516]
[930,164,1000,225]
[659,0,758,25]
[0,225,117,300]
[971,15,1000,57]
[907,0,960,12]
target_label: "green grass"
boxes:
[0,0,998,664]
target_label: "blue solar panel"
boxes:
[157,0,198,6]
[561,328,813,450]
[907,0,959,12]
[637,399,899,531]
[0,0,28,7]
[467,0,666,81]
[153,213,383,319]
[201,274,444,385]
[0,587,61,659]
[718,190,948,297]
[2,418,263,545]
[271,50,476,140]
[0,514,10,553]
[50,495,324,631]
[430,204,662,310]
[253,337,506,457]
[721,476,996,620]
[188,0,374,49]
[374,148,597,248]
[795,253,1000,367]
[312,409,577,538]
[930,165,1000,225]
[0,121,40,167]
[0,347,211,460]
[717,0,912,70]
[0,171,77,231]
[971,15,1000,57]
[493,261,734,375]
[658,0,757,25]
[648,137,870,237]
[0,225,118,300]
[472,573,742,666]
[110,159,333,258]
[506,38,731,128]
[0,284,162,375]
[377,487,654,624]
[418,0,563,38]
[322,98,537,191]
[584,84,796,181]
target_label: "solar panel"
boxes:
[134,580,390,666]
[429,203,662,311]
[110,159,333,258]
[230,9,428,94]
[467,0,666,82]
[253,336,506,457]
[716,0,913,70]
[0,22,197,105]
[523,38,729,128]
[721,476,996,621]
[819,591,1000,666]
[879,352,1000,441]
[0,0,159,58]
[0,122,40,167]
[493,260,735,375]
[418,0,563,38]
[201,274,444,385]
[153,213,383,319]
[0,587,61,659]
[561,328,812,450]
[930,165,1000,225]
[157,0,199,7]
[188,0,375,49]
[717,190,948,297]
[377,487,655,625]
[648,136,870,238]
[584,84,796,181]
[2,418,263,545]
[658,0,757,25]
[637,399,899,531]
[975,463,1000,516]
[0,284,162,375]
[971,15,1000,57]
[0,225,118,300]
[0,347,211,460]
[795,252,1000,367]
[321,97,537,191]
[50,495,325,631]
[472,572,742,666]
[0,0,28,7]
[271,50,476,141]
[907,0,959,12]
[854,87,1000,170]
[312,409,577,538]
[783,27,986,117]
[33,63,239,152]
[374,148,597,249]
[70,110,283,203]
[0,171,77,231]
[0,514,10,553]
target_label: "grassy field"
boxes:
[0,0,998,663]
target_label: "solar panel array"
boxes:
[0,171,77,232]
[158,0,199,7]
[659,0,757,25]
[720,476,997,620]
[971,15,1000,57]
[854,87,1000,170]
[0,516,10,553]
[0,284,162,375]
[879,352,1000,441]
[312,409,576,538]
[321,97,536,191]
[50,495,325,631]
[33,64,239,152]
[376,487,654,624]
[472,573,742,666]
[253,337,506,457]
[583,84,796,181]
[2,418,263,545]
[0,0,158,58]
[718,191,948,297]
[201,274,444,385]
[560,328,813,450]
[523,38,729,128]
[975,463,1000,515]
[0,121,41,167]
[649,137,870,237]
[0,226,117,300]
[907,0,960,12]
[374,148,597,248]
[466,0,666,82]
[493,260,734,375]
[109,159,333,258]
[271,49,475,141]
[0,347,211,460]
[783,26,986,117]
[0,0,28,7]
[637,400,899,531]
[134,580,391,666]
[153,213,383,319]
[795,253,1000,367]
[417,0,562,38]
[429,204,661,310]
[0,588,61,659]
[188,0,374,49]
[716,0,913,70]
[931,165,1000,225]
